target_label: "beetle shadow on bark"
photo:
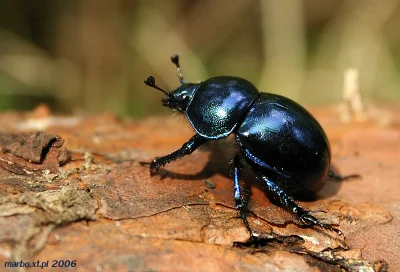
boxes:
[154,138,239,180]
[153,138,350,204]
[316,165,360,200]
[267,164,358,203]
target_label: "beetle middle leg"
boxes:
[230,153,254,237]
[149,134,208,174]
[258,175,342,235]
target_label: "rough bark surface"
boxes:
[0,106,398,271]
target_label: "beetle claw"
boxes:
[139,160,160,176]
[149,161,161,176]
[300,212,343,236]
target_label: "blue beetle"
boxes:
[144,54,341,236]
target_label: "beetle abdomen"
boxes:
[236,93,330,192]
[187,76,259,139]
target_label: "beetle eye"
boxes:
[181,91,188,100]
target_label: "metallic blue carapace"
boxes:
[236,93,331,193]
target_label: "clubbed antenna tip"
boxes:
[171,54,180,67]
[144,76,172,97]
[171,54,185,85]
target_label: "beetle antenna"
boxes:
[171,54,185,85]
[144,76,172,97]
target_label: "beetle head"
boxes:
[144,76,198,113]
[144,54,198,113]
[162,83,198,112]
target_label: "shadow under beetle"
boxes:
[143,54,343,237]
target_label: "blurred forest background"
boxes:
[0,0,400,117]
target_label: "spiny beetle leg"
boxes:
[230,153,254,238]
[148,134,208,176]
[259,175,342,235]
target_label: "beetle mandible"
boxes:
[144,54,342,236]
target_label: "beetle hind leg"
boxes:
[259,175,342,235]
[230,154,255,238]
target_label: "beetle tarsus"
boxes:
[299,211,342,235]
[256,175,342,235]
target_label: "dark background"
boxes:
[0,0,400,117]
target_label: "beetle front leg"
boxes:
[149,134,208,175]
[230,154,254,237]
[259,175,342,235]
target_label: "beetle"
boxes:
[143,54,343,236]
